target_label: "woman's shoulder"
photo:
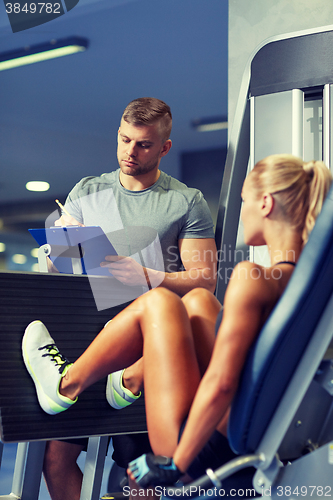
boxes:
[226,261,278,307]
[231,260,269,281]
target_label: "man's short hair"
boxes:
[122,97,172,142]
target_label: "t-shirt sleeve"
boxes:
[63,182,85,224]
[179,191,215,239]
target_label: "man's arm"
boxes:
[103,238,217,295]
[155,237,217,295]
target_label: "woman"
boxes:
[22,154,332,487]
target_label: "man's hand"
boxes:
[54,214,85,227]
[101,255,151,287]
[128,454,182,487]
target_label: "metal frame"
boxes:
[215,24,333,302]
[0,437,109,500]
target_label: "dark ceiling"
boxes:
[0,0,228,240]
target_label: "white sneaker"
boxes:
[106,369,141,410]
[103,320,141,410]
[22,320,77,415]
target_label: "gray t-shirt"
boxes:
[64,169,214,274]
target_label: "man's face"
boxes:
[117,119,171,177]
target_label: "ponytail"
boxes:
[302,160,332,243]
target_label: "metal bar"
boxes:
[164,454,263,496]
[10,442,28,498]
[323,84,331,169]
[0,442,3,468]
[0,441,46,500]
[215,99,250,303]
[80,436,109,500]
[292,89,304,158]
[250,96,255,170]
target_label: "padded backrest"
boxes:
[228,185,333,454]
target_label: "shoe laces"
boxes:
[39,344,71,374]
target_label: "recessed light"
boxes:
[31,248,39,258]
[26,181,50,192]
[191,116,228,132]
[12,254,27,264]
[0,37,88,72]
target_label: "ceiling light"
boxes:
[26,181,50,192]
[12,254,27,265]
[31,248,39,258]
[0,37,88,72]
[191,116,228,132]
[0,243,6,252]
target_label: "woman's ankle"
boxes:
[122,368,142,396]
[59,371,79,401]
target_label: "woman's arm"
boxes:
[172,261,270,473]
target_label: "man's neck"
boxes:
[119,169,161,191]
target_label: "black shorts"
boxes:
[179,421,257,494]
[112,433,152,468]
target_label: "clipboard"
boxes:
[29,226,117,276]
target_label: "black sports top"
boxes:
[273,261,296,266]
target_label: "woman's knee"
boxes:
[182,288,221,318]
[182,287,216,315]
[140,287,181,311]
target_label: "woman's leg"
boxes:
[121,289,221,395]
[60,288,201,456]
[182,288,222,376]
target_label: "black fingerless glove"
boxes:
[128,453,182,487]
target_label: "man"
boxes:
[44,97,217,500]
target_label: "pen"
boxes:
[55,199,72,218]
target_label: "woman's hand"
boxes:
[127,454,182,487]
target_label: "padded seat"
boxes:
[166,186,333,497]
[229,185,333,456]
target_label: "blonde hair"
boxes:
[249,154,332,243]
